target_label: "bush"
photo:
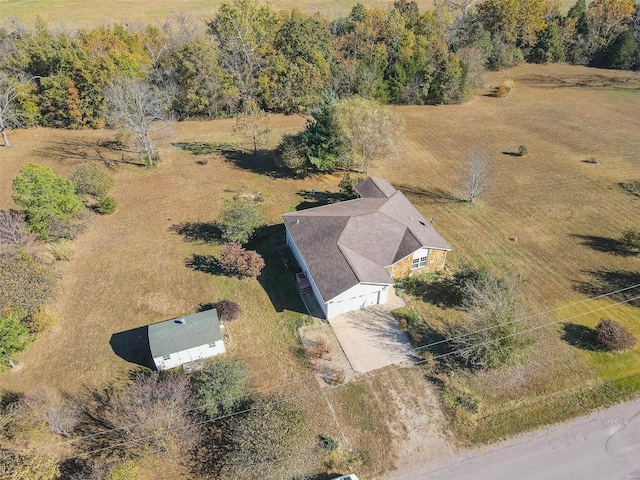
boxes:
[276,133,308,175]
[494,79,514,98]
[308,337,329,359]
[0,210,34,251]
[47,208,92,240]
[215,299,241,322]
[338,172,361,200]
[29,310,60,334]
[622,228,640,251]
[44,240,76,261]
[95,195,117,215]
[218,242,265,278]
[596,318,636,351]
[71,163,114,199]
[192,356,250,418]
[0,252,57,317]
[0,313,31,370]
[219,199,266,244]
[621,180,640,196]
[517,145,528,157]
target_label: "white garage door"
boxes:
[328,290,380,318]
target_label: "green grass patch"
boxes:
[339,383,378,433]
[172,141,240,155]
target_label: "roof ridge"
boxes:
[336,243,364,282]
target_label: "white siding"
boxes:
[153,340,226,371]
[325,283,390,319]
[285,227,329,317]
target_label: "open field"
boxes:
[0,0,436,26]
[1,62,640,474]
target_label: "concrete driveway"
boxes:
[329,304,414,373]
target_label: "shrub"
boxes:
[95,195,117,215]
[218,242,265,278]
[338,172,361,199]
[0,210,34,250]
[71,163,114,199]
[0,313,31,370]
[192,356,250,418]
[276,133,308,175]
[44,240,75,261]
[517,145,528,157]
[219,199,266,244]
[494,80,514,98]
[0,252,57,317]
[29,310,60,334]
[621,180,640,196]
[622,228,640,251]
[308,337,329,359]
[595,318,636,351]
[47,208,92,240]
[215,299,241,322]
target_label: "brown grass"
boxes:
[1,0,437,27]
[1,62,640,472]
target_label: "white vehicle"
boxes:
[331,475,359,480]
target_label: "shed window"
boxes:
[163,354,171,361]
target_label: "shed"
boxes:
[148,309,225,371]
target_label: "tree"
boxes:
[215,299,241,322]
[105,77,170,167]
[0,73,30,147]
[207,0,279,100]
[12,163,84,238]
[334,96,404,174]
[232,98,271,155]
[275,133,308,175]
[90,372,200,454]
[0,210,34,252]
[462,150,491,203]
[0,313,31,371]
[300,93,345,172]
[218,242,265,278]
[587,0,635,49]
[447,273,531,369]
[222,395,312,479]
[219,199,266,244]
[192,356,250,418]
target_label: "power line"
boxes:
[2,291,638,475]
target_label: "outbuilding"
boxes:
[147,308,225,371]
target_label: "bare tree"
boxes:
[334,97,404,174]
[105,78,171,167]
[232,98,270,155]
[0,210,34,252]
[463,149,491,203]
[0,73,30,147]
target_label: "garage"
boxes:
[326,285,388,319]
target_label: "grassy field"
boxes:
[1,62,639,474]
[0,0,436,26]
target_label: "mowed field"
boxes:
[0,62,639,472]
[0,0,436,26]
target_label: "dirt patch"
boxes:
[299,323,356,387]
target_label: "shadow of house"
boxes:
[571,234,637,257]
[562,323,600,351]
[248,224,308,316]
[109,326,155,370]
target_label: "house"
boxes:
[147,308,225,371]
[282,177,451,319]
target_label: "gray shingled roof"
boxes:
[148,309,222,359]
[282,178,452,302]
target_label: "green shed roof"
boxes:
[148,309,222,359]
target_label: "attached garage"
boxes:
[326,284,389,319]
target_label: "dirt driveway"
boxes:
[329,304,414,373]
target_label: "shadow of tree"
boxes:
[36,138,145,167]
[396,184,460,204]
[562,323,600,351]
[295,189,344,211]
[574,269,640,307]
[222,149,292,178]
[571,234,637,257]
[169,221,222,244]
[172,141,240,155]
[186,254,224,276]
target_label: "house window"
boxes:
[163,354,171,361]
[412,255,428,269]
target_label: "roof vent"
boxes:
[175,318,186,324]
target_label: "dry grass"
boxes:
[0,0,437,27]
[1,62,639,471]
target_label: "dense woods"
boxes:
[0,0,637,135]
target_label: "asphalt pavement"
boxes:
[391,397,640,480]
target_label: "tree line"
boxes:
[1,0,637,136]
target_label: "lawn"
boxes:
[1,62,639,473]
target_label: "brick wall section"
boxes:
[390,249,448,280]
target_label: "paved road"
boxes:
[391,397,640,480]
